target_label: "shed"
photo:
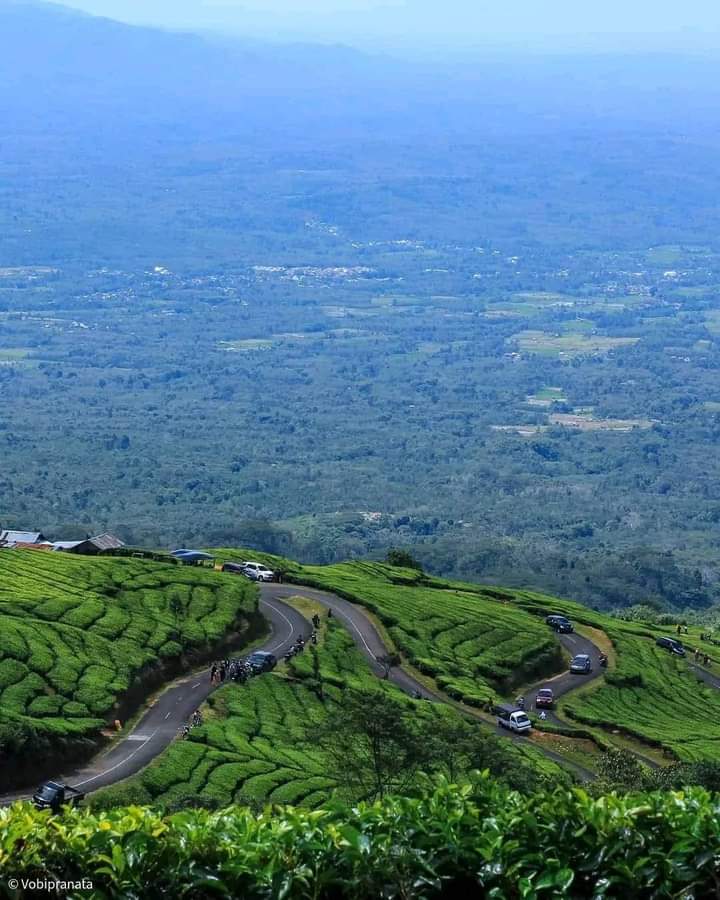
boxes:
[0,530,47,547]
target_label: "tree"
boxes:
[375,652,401,679]
[386,549,423,571]
[314,689,429,801]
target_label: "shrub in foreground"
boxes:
[2,775,720,898]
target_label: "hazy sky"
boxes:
[59,0,720,50]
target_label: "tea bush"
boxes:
[0,550,256,763]
[4,776,720,898]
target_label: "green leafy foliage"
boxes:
[7,776,720,898]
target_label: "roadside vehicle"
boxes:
[495,704,532,734]
[246,650,277,673]
[570,654,592,674]
[222,561,246,575]
[535,688,554,708]
[243,562,275,582]
[546,614,574,633]
[33,781,85,813]
[656,636,686,657]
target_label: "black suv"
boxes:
[656,637,686,657]
[546,614,574,634]
[246,651,277,673]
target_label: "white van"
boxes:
[243,562,275,582]
[495,704,532,734]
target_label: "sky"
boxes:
[55,0,720,51]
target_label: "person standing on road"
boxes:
[210,663,217,684]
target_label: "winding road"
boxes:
[262,584,598,779]
[520,630,604,725]
[0,596,311,804]
[1,581,612,803]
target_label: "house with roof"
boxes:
[0,530,48,548]
[52,533,125,555]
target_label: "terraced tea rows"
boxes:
[218,552,720,763]
[282,561,564,706]
[0,550,256,762]
[94,622,378,809]
[96,613,562,809]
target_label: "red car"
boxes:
[535,688,554,708]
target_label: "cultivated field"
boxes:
[281,561,564,706]
[0,550,256,761]
[93,610,563,810]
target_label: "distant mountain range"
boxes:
[4,0,720,148]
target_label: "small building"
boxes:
[0,530,47,548]
[52,533,125,555]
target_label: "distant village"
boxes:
[0,529,125,555]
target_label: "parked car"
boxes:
[546,614,574,633]
[246,651,277,673]
[656,636,686,657]
[495,704,532,734]
[33,781,85,813]
[222,562,246,575]
[535,688,554,708]
[570,654,592,674]
[243,562,275,582]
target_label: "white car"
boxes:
[243,562,275,582]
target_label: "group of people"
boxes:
[694,648,712,666]
[180,708,203,739]
[210,657,255,685]
[283,613,323,661]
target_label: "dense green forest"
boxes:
[2,4,720,610]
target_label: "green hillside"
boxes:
[0,550,257,779]
[93,610,563,810]
[217,551,720,762]
[216,554,564,707]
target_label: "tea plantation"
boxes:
[0,550,256,767]
[5,777,720,899]
[216,553,564,707]
[93,615,562,810]
[217,551,720,763]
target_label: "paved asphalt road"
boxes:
[263,584,598,779]
[520,629,605,726]
[1,582,632,802]
[0,595,310,804]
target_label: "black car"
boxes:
[222,562,246,575]
[546,614,574,634]
[656,636,686,657]
[246,651,277,673]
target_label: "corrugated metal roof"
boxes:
[89,533,125,551]
[0,530,44,544]
[52,541,84,551]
